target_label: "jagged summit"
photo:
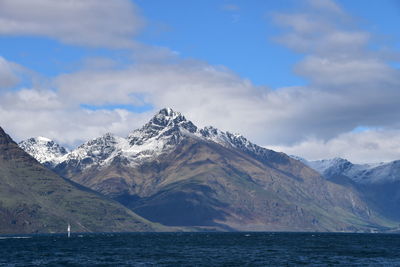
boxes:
[136,108,196,132]
[60,132,125,170]
[77,132,117,150]
[19,136,68,167]
[130,108,278,162]
[158,107,183,119]
[128,108,197,147]
[147,108,188,128]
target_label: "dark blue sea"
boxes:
[1,232,400,266]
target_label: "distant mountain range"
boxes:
[16,108,398,233]
[295,156,400,223]
[294,157,400,185]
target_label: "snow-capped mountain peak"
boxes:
[58,108,201,171]
[18,137,68,167]
[128,108,197,146]
[306,157,353,175]
[153,108,185,124]
[149,108,197,131]
[21,108,287,171]
[70,132,120,161]
[56,132,129,171]
[297,156,399,184]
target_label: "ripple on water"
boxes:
[0,232,400,266]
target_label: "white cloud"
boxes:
[267,0,400,146]
[295,56,399,87]
[0,0,144,48]
[1,88,62,110]
[270,129,400,164]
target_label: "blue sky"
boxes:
[2,0,399,87]
[0,0,400,162]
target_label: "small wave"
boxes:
[0,236,31,240]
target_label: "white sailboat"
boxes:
[67,223,71,238]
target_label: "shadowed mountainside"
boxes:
[0,127,164,234]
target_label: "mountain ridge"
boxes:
[20,108,286,172]
[18,108,398,232]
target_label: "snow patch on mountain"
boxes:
[296,156,397,184]
[199,126,282,164]
[18,137,68,167]
[58,133,124,170]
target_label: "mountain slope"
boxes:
[126,138,386,231]
[0,127,163,234]
[21,109,396,232]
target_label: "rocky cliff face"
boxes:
[20,109,396,232]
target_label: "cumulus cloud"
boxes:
[0,0,144,48]
[266,0,400,147]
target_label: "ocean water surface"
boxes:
[1,232,400,266]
